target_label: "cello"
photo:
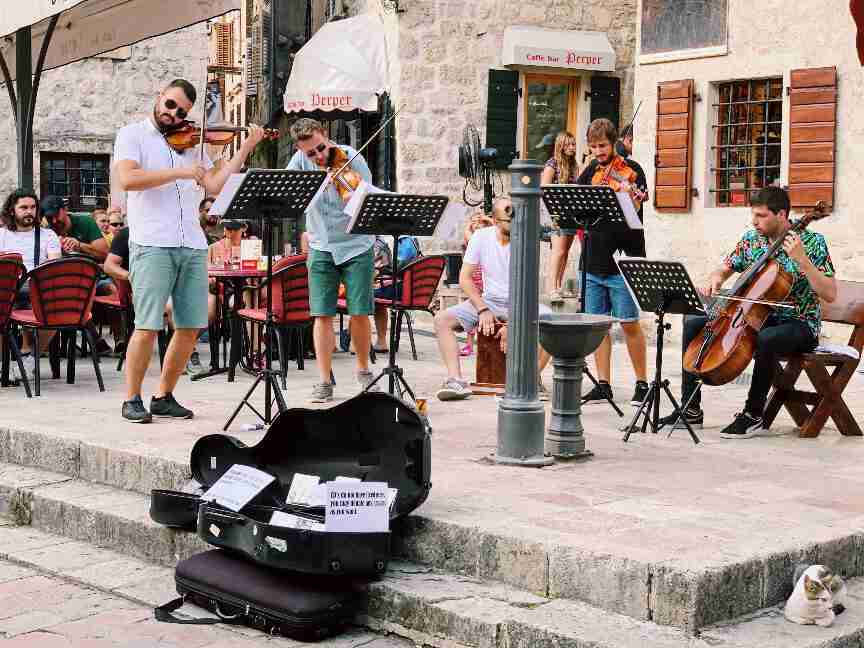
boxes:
[683,201,830,386]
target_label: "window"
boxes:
[641,0,727,55]
[40,153,110,210]
[522,74,580,162]
[711,78,783,207]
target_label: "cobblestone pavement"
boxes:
[0,558,410,648]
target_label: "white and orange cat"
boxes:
[784,564,848,627]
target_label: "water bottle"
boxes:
[240,423,266,432]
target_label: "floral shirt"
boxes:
[723,224,834,338]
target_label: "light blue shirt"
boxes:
[286,144,374,265]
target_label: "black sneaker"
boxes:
[582,381,613,405]
[630,381,649,406]
[122,396,152,424]
[150,393,194,419]
[657,407,704,430]
[720,411,763,439]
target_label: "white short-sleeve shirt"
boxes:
[112,119,213,250]
[0,227,61,271]
[463,227,510,302]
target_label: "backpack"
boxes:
[396,236,421,267]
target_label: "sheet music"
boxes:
[344,181,393,233]
[615,192,643,230]
[209,173,246,216]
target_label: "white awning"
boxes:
[0,0,238,78]
[502,26,616,72]
[283,14,389,115]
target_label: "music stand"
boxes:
[348,193,448,401]
[541,185,639,418]
[222,169,327,431]
[616,259,704,444]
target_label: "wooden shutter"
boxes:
[788,67,837,209]
[654,79,694,211]
[485,69,519,170]
[215,23,233,67]
[590,76,621,130]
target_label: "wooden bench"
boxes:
[763,280,864,438]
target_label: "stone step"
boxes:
[3,478,864,648]
[3,428,864,633]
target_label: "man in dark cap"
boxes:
[41,196,109,261]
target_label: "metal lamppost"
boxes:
[495,159,553,467]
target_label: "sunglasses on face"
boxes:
[163,98,188,120]
[109,222,123,228]
[304,142,328,158]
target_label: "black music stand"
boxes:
[617,259,703,444]
[348,192,448,401]
[222,169,327,430]
[541,184,640,418]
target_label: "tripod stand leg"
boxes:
[270,372,288,413]
[663,382,701,444]
[582,366,624,417]
[223,373,264,430]
[622,381,657,442]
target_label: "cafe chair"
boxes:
[0,254,31,396]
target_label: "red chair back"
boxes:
[398,255,446,310]
[115,277,133,309]
[27,258,100,327]
[0,256,25,328]
[268,260,311,324]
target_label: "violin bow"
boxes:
[619,99,643,141]
[198,73,208,164]
[329,104,404,183]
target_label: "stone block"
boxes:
[172,528,212,563]
[478,532,548,595]
[392,515,483,577]
[401,2,437,29]
[1,429,79,477]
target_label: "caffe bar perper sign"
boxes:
[513,46,612,71]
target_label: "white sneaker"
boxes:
[549,289,564,305]
[435,378,471,401]
[357,370,381,393]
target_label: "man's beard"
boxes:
[153,104,181,134]
[15,215,34,230]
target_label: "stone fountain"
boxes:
[539,312,616,459]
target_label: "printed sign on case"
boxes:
[200,464,275,512]
[325,482,389,533]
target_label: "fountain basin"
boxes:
[538,313,615,358]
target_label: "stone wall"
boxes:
[634,0,864,343]
[0,25,208,198]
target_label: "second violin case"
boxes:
[149,392,432,574]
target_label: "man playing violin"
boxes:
[661,186,836,438]
[285,118,376,403]
[576,118,650,409]
[113,78,266,423]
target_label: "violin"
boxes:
[683,201,830,386]
[164,120,278,152]
[591,155,647,205]
[318,144,364,202]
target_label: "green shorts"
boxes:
[307,247,374,316]
[129,243,208,330]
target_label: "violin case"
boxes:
[150,392,432,575]
[155,549,366,641]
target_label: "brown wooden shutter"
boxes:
[788,67,837,209]
[215,23,233,67]
[654,79,694,211]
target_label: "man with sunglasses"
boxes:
[285,117,376,403]
[113,78,265,423]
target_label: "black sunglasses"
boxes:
[109,222,123,227]
[163,98,188,120]
[304,142,328,158]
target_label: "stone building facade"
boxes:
[0,25,210,207]
[635,0,864,305]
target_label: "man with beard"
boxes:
[0,189,62,358]
[112,78,265,423]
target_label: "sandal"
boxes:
[373,345,389,354]
[460,343,473,357]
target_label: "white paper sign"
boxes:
[325,482,390,533]
[209,173,246,216]
[287,473,320,505]
[241,238,262,261]
[615,192,643,230]
[270,510,326,532]
[201,464,275,512]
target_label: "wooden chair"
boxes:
[471,322,506,396]
[763,280,864,438]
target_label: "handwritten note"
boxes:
[325,482,390,533]
[201,464,275,512]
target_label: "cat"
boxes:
[784,564,847,626]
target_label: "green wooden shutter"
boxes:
[589,76,621,130]
[485,69,519,170]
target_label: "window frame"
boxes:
[520,73,581,161]
[709,76,784,208]
[39,152,111,211]
[638,0,730,64]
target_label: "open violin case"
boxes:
[150,392,432,575]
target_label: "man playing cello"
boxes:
[661,187,837,438]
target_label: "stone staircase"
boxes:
[2,426,864,647]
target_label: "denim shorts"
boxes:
[129,243,208,330]
[307,247,374,316]
[584,272,640,322]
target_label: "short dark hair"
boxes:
[166,78,196,104]
[290,118,326,141]
[586,118,618,145]
[200,196,215,210]
[750,186,790,216]
[1,189,39,232]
